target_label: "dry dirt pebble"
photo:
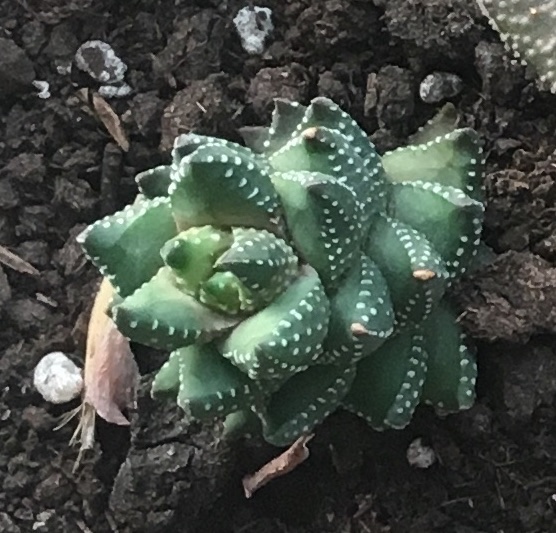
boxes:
[1,1,556,532]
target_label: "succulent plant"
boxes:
[477,0,556,93]
[77,97,485,446]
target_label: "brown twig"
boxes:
[0,244,39,275]
[242,434,314,498]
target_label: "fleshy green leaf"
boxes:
[214,227,299,308]
[476,0,556,94]
[300,97,383,169]
[223,409,262,440]
[388,181,484,279]
[175,344,262,419]
[170,143,281,230]
[365,215,449,326]
[421,303,477,413]
[324,253,395,362]
[151,348,181,398]
[76,197,177,297]
[382,128,484,201]
[199,271,255,315]
[135,165,172,199]
[269,126,387,223]
[342,327,428,430]
[261,98,308,154]
[172,133,270,172]
[238,126,271,154]
[110,266,240,351]
[272,170,363,287]
[408,103,459,145]
[260,362,356,446]
[160,226,233,295]
[221,266,330,380]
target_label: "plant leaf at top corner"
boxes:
[302,97,383,170]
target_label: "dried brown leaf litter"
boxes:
[59,278,138,469]
[242,434,314,498]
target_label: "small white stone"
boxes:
[98,82,132,99]
[406,438,436,469]
[32,80,51,99]
[74,40,127,84]
[33,352,83,404]
[233,6,274,55]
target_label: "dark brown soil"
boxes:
[1,1,556,532]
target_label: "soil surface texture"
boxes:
[1,1,556,532]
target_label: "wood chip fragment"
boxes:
[91,92,130,152]
[77,88,129,151]
[0,244,39,275]
[35,292,58,307]
[242,434,314,498]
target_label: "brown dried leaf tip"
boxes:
[413,269,436,281]
[242,434,314,498]
[65,278,138,469]
[77,88,129,151]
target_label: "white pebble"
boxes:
[74,40,127,84]
[233,6,274,55]
[406,438,436,469]
[32,80,51,99]
[33,352,83,404]
[98,82,133,99]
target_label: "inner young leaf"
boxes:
[221,266,330,380]
[214,227,299,309]
[160,225,233,295]
[110,267,240,351]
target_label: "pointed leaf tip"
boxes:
[77,196,177,297]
